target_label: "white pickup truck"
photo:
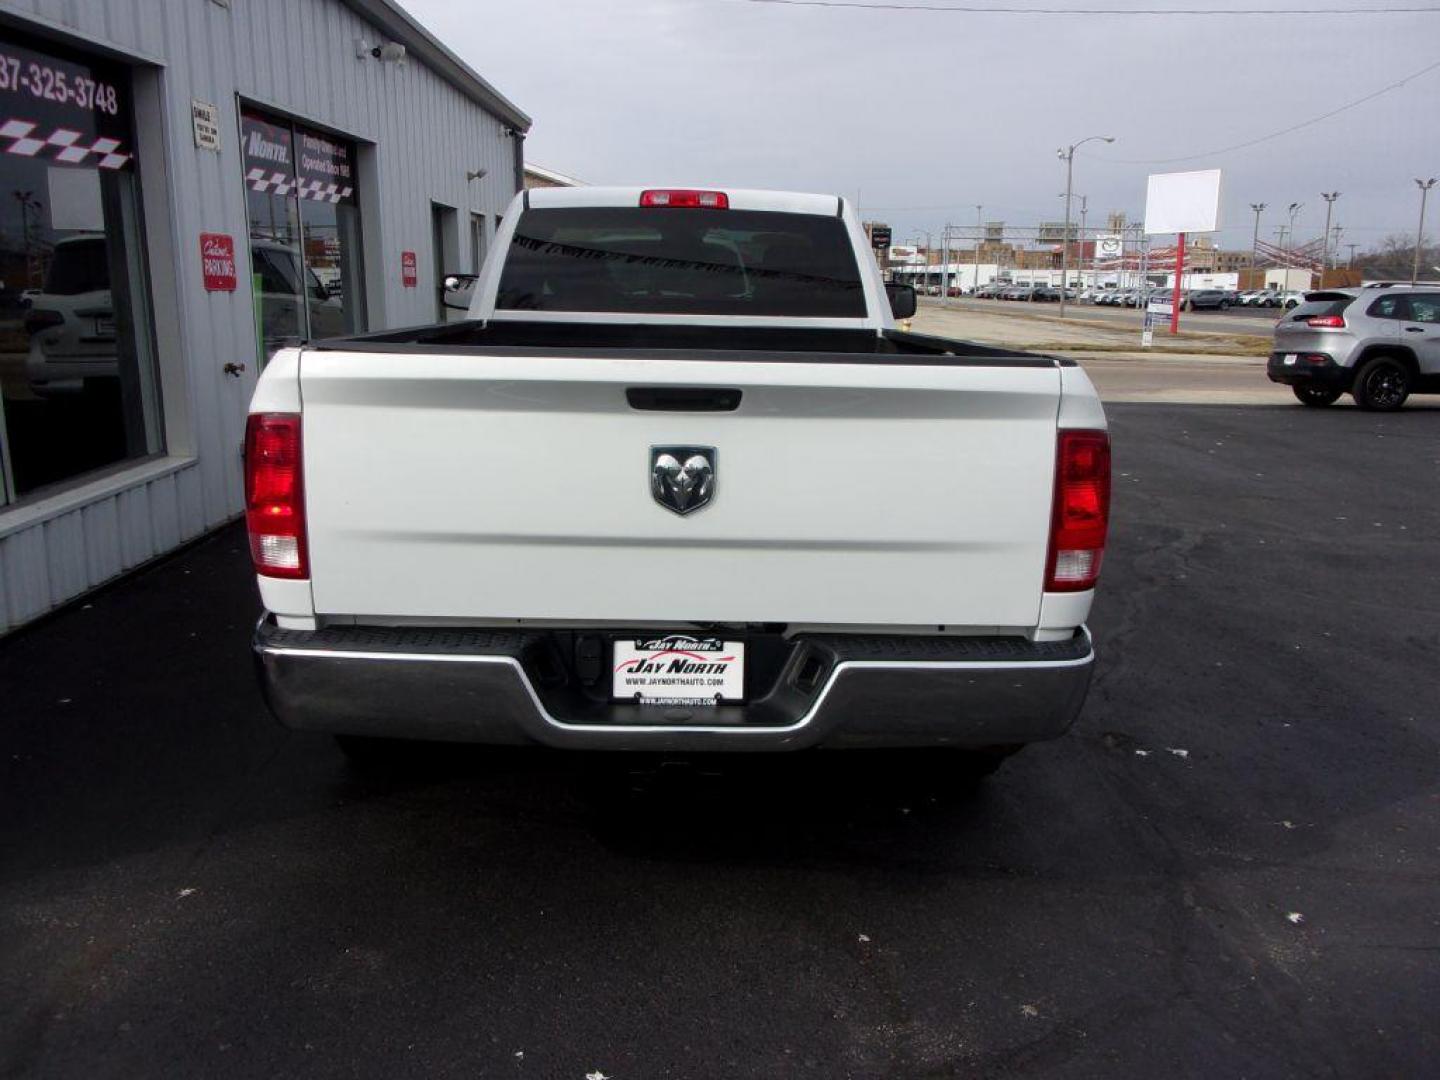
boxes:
[247,186,1109,772]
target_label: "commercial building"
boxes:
[523,163,582,189]
[0,0,530,633]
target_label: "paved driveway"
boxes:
[2,404,1436,1079]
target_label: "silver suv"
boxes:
[1267,284,1440,410]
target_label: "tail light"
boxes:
[1046,430,1111,593]
[244,413,307,579]
[639,189,729,209]
[23,309,64,336]
[1306,315,1346,328]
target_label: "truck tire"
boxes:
[1293,385,1341,407]
[1351,355,1411,411]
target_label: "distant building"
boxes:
[523,163,583,189]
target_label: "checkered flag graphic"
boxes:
[0,119,132,169]
[246,168,295,197]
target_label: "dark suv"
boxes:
[1267,285,1440,409]
[1183,289,1233,311]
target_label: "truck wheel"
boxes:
[1351,356,1411,411]
[1293,385,1341,407]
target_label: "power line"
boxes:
[1082,56,1440,163]
[741,0,1440,13]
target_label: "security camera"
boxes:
[373,42,407,63]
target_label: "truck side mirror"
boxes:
[885,282,917,320]
[442,273,478,312]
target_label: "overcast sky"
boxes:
[404,0,1438,252]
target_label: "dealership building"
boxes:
[0,0,530,632]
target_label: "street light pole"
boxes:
[973,204,982,293]
[1413,178,1436,285]
[1320,192,1340,278]
[1056,134,1114,318]
[1249,203,1266,276]
[1286,202,1303,271]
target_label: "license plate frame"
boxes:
[611,635,746,705]
[1283,353,1297,365]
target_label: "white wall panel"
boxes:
[115,485,155,570]
[0,0,526,631]
[2,526,49,629]
[81,498,123,586]
[41,511,88,604]
[148,473,181,554]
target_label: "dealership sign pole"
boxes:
[1144,169,1222,337]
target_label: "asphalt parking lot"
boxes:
[3,403,1437,1079]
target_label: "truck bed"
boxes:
[308,319,1063,368]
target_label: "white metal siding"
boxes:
[0,0,523,632]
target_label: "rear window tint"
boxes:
[1407,294,1440,323]
[1287,299,1348,321]
[496,207,866,317]
[1367,295,1408,319]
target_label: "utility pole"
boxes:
[1056,134,1114,317]
[1320,192,1340,277]
[1413,178,1436,285]
[1346,242,1357,269]
[973,204,982,293]
[941,224,949,305]
[1329,225,1343,268]
[1079,194,1088,292]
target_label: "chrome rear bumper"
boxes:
[253,618,1095,751]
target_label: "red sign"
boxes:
[200,233,237,292]
[401,250,418,288]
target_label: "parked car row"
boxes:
[970,284,1075,302]
[958,282,1308,312]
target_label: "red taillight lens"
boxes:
[1046,430,1111,593]
[244,413,308,579]
[639,189,729,209]
[1306,315,1345,328]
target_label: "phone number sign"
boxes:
[0,39,131,171]
[0,45,122,116]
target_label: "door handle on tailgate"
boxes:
[626,387,742,412]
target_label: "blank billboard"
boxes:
[1144,169,1222,235]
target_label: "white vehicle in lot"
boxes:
[248,186,1110,774]
[22,234,116,393]
[26,237,346,394]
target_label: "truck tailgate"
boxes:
[298,350,1061,630]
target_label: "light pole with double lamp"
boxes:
[1320,192,1340,274]
[1413,178,1436,285]
[1057,135,1114,317]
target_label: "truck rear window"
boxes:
[495,207,866,317]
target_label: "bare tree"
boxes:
[1353,235,1440,281]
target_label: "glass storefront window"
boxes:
[0,30,160,506]
[240,109,364,362]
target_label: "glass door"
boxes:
[240,108,364,364]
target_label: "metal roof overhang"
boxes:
[341,0,531,132]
